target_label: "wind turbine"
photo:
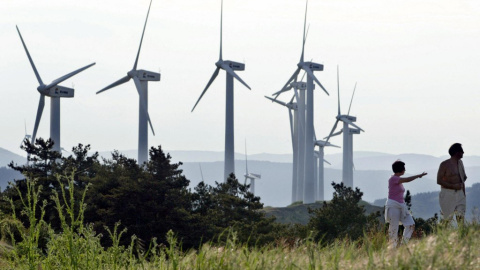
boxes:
[16,26,95,153]
[272,2,328,204]
[97,0,160,165]
[265,94,299,203]
[314,139,339,201]
[192,0,251,182]
[243,142,261,195]
[325,67,364,188]
[20,120,31,148]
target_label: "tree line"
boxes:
[3,138,434,252]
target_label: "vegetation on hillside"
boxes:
[0,138,449,268]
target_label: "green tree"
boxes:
[84,146,194,248]
[307,182,380,244]
[191,174,277,246]
[4,139,99,232]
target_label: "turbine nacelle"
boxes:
[349,128,361,135]
[302,61,323,71]
[338,115,356,122]
[127,69,160,81]
[244,173,261,180]
[223,60,245,71]
[47,85,74,98]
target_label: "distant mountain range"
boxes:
[3,147,480,211]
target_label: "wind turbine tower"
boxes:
[97,0,160,165]
[273,1,329,204]
[326,67,364,188]
[192,0,251,182]
[16,26,95,153]
[265,94,299,203]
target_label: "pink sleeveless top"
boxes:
[388,175,405,203]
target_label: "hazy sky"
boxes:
[2,0,480,158]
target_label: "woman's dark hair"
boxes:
[448,143,463,156]
[392,160,405,173]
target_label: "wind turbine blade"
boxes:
[222,63,251,90]
[31,94,45,143]
[303,65,329,95]
[288,109,294,146]
[323,159,331,165]
[219,0,223,61]
[133,0,153,71]
[325,142,341,148]
[97,75,130,94]
[325,119,339,143]
[192,67,220,112]
[273,68,301,96]
[264,96,287,107]
[347,82,357,115]
[289,94,295,104]
[300,0,308,63]
[344,118,364,132]
[133,76,155,135]
[329,130,343,138]
[16,25,43,85]
[45,62,96,90]
[337,65,341,115]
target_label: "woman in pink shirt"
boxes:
[385,160,427,247]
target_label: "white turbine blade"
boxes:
[264,96,287,107]
[289,94,295,104]
[337,65,341,115]
[45,62,95,90]
[219,0,223,61]
[274,68,300,96]
[325,119,340,142]
[133,0,153,71]
[97,75,130,94]
[347,82,357,115]
[31,94,45,143]
[323,159,331,165]
[133,76,155,135]
[300,0,308,63]
[192,67,220,112]
[222,63,251,90]
[325,141,341,148]
[16,25,43,85]
[344,118,364,132]
[303,65,329,95]
[330,130,343,137]
[288,109,294,146]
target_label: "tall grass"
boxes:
[2,175,480,269]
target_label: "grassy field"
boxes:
[1,224,480,269]
[1,176,479,269]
